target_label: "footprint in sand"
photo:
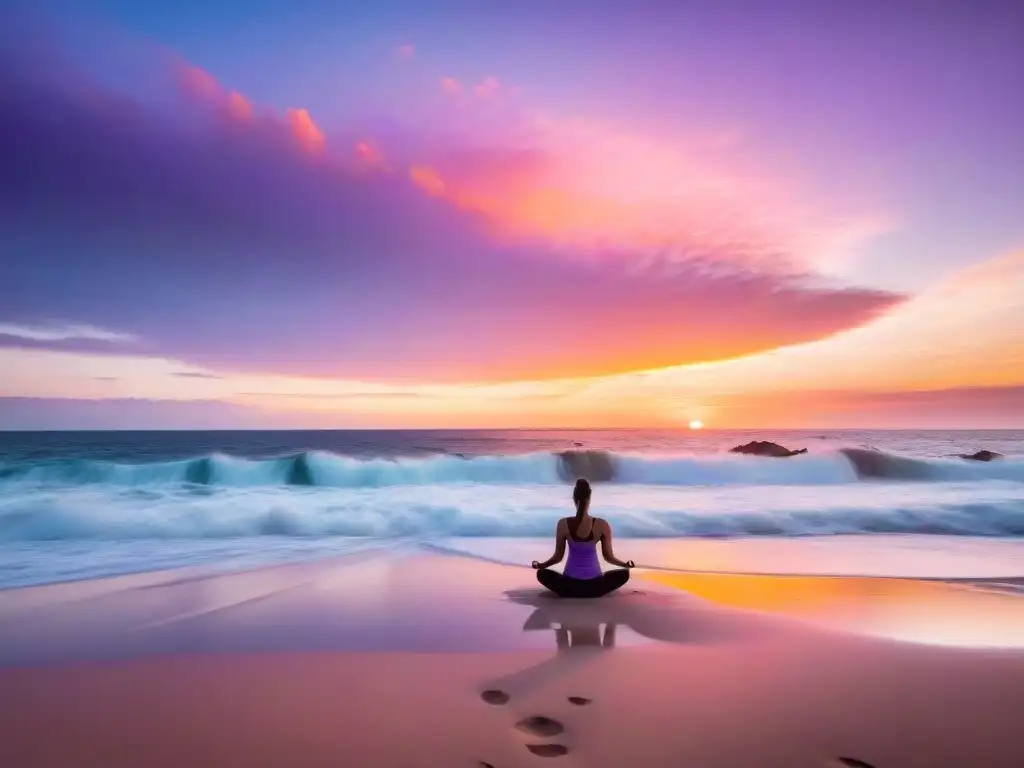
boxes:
[515,715,564,738]
[567,696,591,706]
[526,743,569,757]
[835,758,877,768]
[480,689,510,705]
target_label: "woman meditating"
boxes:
[531,479,634,598]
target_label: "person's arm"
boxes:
[532,519,568,569]
[598,520,634,569]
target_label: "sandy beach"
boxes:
[2,550,1024,768]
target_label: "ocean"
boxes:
[1,429,1022,588]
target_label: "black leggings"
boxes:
[537,568,630,598]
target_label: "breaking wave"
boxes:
[1,483,1023,542]
[0,448,1021,489]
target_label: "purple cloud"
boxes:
[0,34,903,383]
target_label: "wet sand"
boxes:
[1,550,1023,767]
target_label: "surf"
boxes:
[1,447,1021,489]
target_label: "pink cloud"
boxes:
[389,103,886,278]
[286,107,325,153]
[354,140,387,170]
[178,64,219,101]
[440,77,462,96]
[175,58,878,281]
[473,76,501,99]
[225,91,254,122]
[0,33,904,384]
[396,44,414,60]
[174,61,328,154]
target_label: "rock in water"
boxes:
[729,440,808,458]
[957,449,1003,462]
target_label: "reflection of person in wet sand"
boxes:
[547,615,618,651]
[531,479,634,598]
[514,589,708,648]
[481,587,749,701]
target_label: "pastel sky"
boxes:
[1,1,1022,429]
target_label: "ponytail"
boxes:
[572,479,594,537]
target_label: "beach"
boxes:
[2,429,1023,766]
[3,548,1024,767]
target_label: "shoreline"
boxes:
[6,532,1024,593]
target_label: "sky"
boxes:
[1,0,1022,429]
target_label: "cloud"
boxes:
[241,391,425,400]
[704,385,1024,429]
[172,371,222,379]
[473,76,501,99]
[0,322,136,344]
[286,107,325,153]
[0,397,279,431]
[396,44,414,60]
[226,91,254,121]
[178,64,220,100]
[408,165,446,196]
[440,77,462,96]
[0,36,902,384]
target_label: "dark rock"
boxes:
[515,716,564,737]
[526,744,569,757]
[480,689,509,705]
[957,450,1003,462]
[836,758,876,768]
[840,447,939,480]
[729,440,808,458]
[567,696,591,706]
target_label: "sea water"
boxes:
[1,429,1021,588]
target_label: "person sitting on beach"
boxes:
[531,479,634,598]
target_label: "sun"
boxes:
[688,419,704,430]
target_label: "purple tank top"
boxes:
[564,533,602,580]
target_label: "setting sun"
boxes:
[688,419,704,430]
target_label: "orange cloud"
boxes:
[286,108,325,153]
[226,91,254,122]
[440,77,462,96]
[354,140,388,170]
[176,64,255,124]
[178,64,220,100]
[409,166,446,196]
[396,110,878,276]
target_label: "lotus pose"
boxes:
[531,479,634,598]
